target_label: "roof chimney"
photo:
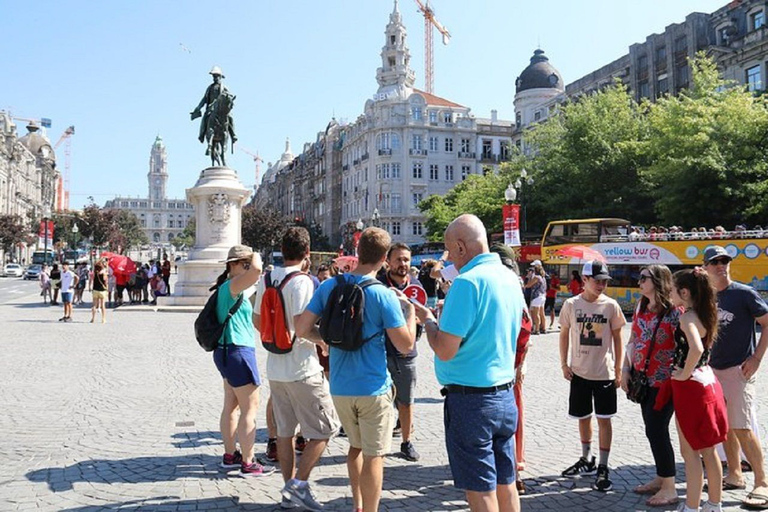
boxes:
[491,109,498,122]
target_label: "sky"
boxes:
[2,0,728,209]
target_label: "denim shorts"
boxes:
[213,345,261,388]
[444,386,517,492]
[61,292,73,304]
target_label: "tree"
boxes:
[0,214,29,255]
[241,206,288,254]
[644,53,768,226]
[291,218,332,252]
[78,204,147,253]
[522,80,654,232]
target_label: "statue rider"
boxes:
[190,66,237,145]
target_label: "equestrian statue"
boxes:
[190,66,237,167]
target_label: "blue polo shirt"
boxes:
[436,252,523,387]
[306,274,405,396]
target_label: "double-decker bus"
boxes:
[541,218,768,311]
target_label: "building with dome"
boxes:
[104,136,194,251]
[256,1,514,247]
[0,112,59,262]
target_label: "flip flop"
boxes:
[723,480,747,491]
[633,483,662,495]
[646,496,679,507]
[744,490,768,509]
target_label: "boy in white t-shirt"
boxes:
[559,260,625,492]
[59,261,79,322]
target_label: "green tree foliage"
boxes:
[172,218,195,249]
[522,81,654,232]
[291,218,332,252]
[420,54,768,235]
[78,205,147,253]
[644,54,768,226]
[0,214,29,254]
[241,206,288,254]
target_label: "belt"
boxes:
[440,381,513,396]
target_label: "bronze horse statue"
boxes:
[204,92,236,167]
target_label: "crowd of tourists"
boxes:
[38,255,174,323]
[204,213,768,512]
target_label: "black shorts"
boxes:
[545,296,555,312]
[568,374,617,419]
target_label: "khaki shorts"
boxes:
[333,388,394,457]
[92,290,107,300]
[713,365,756,430]
[270,372,340,440]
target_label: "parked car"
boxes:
[23,264,43,280]
[3,263,23,277]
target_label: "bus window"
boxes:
[544,222,601,245]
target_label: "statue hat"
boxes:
[209,66,225,78]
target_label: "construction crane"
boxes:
[413,0,451,94]
[238,146,263,192]
[53,126,75,212]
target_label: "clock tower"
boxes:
[148,135,168,201]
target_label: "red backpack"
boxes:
[260,271,308,354]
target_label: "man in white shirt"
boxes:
[59,261,79,322]
[254,227,340,511]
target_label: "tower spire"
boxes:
[376,1,415,92]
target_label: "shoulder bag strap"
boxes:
[641,311,666,375]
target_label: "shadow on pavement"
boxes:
[60,496,282,511]
[170,428,270,448]
[26,454,232,492]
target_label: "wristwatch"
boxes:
[426,318,439,330]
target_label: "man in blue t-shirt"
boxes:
[296,227,417,512]
[412,214,523,512]
[704,246,768,507]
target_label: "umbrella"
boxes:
[106,254,137,276]
[334,256,358,273]
[553,245,606,263]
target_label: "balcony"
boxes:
[342,164,349,171]
[458,151,476,159]
[480,154,499,163]
[409,148,427,156]
[353,159,360,166]
[361,153,369,161]
[378,148,392,156]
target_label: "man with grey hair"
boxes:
[413,214,524,512]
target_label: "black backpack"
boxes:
[194,286,244,361]
[319,275,383,351]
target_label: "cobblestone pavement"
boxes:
[1,284,767,511]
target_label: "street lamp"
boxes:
[72,222,79,250]
[504,184,517,203]
[372,208,380,228]
[42,206,51,266]
[513,169,535,234]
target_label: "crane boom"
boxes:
[54,126,75,211]
[413,0,450,93]
[238,146,263,190]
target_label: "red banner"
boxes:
[38,220,54,248]
[502,204,521,247]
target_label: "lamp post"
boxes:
[72,222,79,251]
[42,206,51,266]
[372,208,380,228]
[356,218,364,231]
[513,168,535,235]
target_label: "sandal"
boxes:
[744,488,768,509]
[516,480,526,495]
[633,483,662,495]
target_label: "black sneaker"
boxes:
[561,456,596,477]
[400,441,420,462]
[592,464,612,492]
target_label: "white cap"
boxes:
[531,259,542,267]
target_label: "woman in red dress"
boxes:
[669,268,728,512]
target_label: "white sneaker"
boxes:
[701,501,722,512]
[282,480,324,511]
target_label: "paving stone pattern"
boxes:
[1,289,767,511]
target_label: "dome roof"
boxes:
[18,122,53,158]
[515,49,564,94]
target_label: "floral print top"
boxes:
[629,306,682,387]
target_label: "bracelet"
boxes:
[426,318,439,329]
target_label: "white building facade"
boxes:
[105,136,194,249]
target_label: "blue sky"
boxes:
[2,0,727,209]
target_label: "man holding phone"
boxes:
[377,242,425,462]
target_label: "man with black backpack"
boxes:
[253,227,340,511]
[296,227,417,512]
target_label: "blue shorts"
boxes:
[444,387,517,492]
[213,345,261,388]
[61,292,73,304]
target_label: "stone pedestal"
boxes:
[159,166,250,307]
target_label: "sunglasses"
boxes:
[638,274,651,283]
[707,258,730,266]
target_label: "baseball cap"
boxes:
[222,244,254,263]
[582,260,611,280]
[703,246,732,264]
[531,259,542,267]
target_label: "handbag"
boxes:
[626,312,664,404]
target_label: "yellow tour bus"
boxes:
[540,218,768,311]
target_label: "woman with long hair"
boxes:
[525,265,547,334]
[621,265,680,506]
[90,260,108,323]
[568,270,583,296]
[212,245,275,477]
[666,268,728,512]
